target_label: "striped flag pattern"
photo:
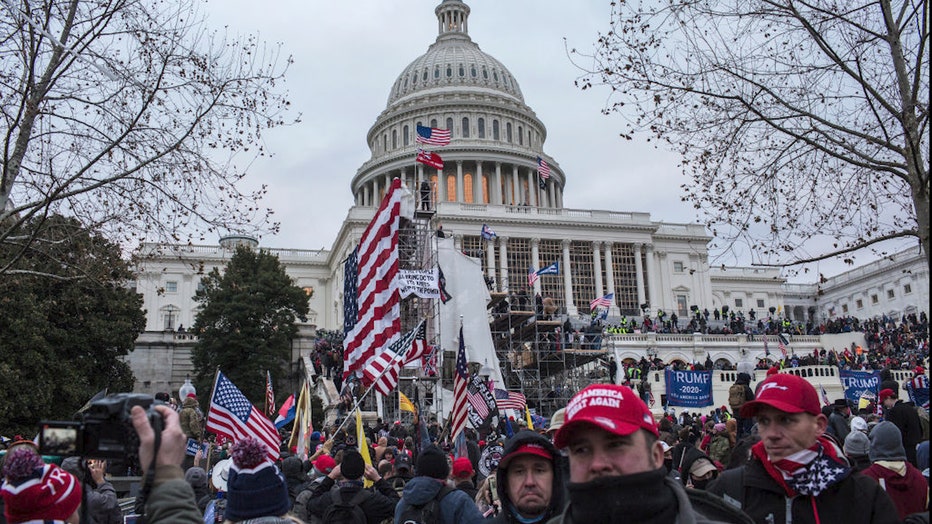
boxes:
[467,381,489,420]
[415,124,451,146]
[363,320,426,396]
[590,292,614,310]
[402,321,430,365]
[449,326,469,441]
[343,178,404,380]
[778,333,789,358]
[537,156,551,180]
[528,266,539,287]
[265,370,275,418]
[206,371,281,461]
[494,389,527,411]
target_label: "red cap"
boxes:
[499,442,554,469]
[879,388,896,402]
[187,393,197,398]
[313,455,336,474]
[740,374,820,418]
[553,384,658,449]
[766,367,780,376]
[452,457,474,478]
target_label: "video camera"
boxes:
[37,393,164,461]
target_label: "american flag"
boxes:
[402,321,430,365]
[265,370,275,418]
[778,333,789,358]
[528,266,539,287]
[589,292,614,310]
[762,335,770,356]
[206,371,281,461]
[416,149,444,170]
[415,124,451,146]
[343,178,403,380]
[907,374,929,411]
[363,320,426,396]
[537,156,551,180]
[494,389,527,411]
[467,378,489,420]
[449,326,469,441]
[819,383,831,406]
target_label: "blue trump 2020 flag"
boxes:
[664,369,713,408]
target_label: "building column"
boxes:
[604,242,618,316]
[363,184,370,207]
[476,161,485,204]
[486,237,497,291]
[645,243,656,310]
[494,162,503,205]
[562,239,577,316]
[656,250,669,314]
[634,243,646,310]
[512,165,521,205]
[531,237,541,295]
[437,169,446,202]
[453,234,462,252]
[499,236,510,293]
[592,241,604,311]
[456,161,464,202]
[528,170,537,207]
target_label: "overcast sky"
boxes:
[202,0,912,283]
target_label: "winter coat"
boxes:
[394,476,486,524]
[862,462,928,519]
[708,434,733,465]
[488,431,566,524]
[305,476,398,524]
[144,466,206,524]
[707,454,899,524]
[884,401,923,466]
[179,397,203,440]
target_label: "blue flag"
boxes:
[664,369,713,408]
[839,369,881,406]
[536,261,559,275]
[480,224,497,240]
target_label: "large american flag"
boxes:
[537,156,551,180]
[589,292,614,310]
[494,389,527,411]
[449,326,469,441]
[343,178,404,380]
[206,371,281,461]
[363,320,426,396]
[415,124,451,146]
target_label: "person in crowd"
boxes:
[394,444,486,524]
[222,438,296,523]
[861,421,928,520]
[707,423,734,465]
[451,457,478,500]
[879,388,923,467]
[178,392,203,470]
[293,454,337,522]
[281,455,309,509]
[181,466,211,513]
[1,447,84,524]
[826,398,851,443]
[685,456,719,491]
[708,373,899,524]
[728,373,755,439]
[389,453,415,495]
[305,449,398,523]
[487,430,564,524]
[549,384,753,524]
[60,457,122,524]
[843,431,872,472]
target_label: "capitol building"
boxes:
[129,1,928,412]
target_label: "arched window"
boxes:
[403,125,409,146]
[462,117,470,138]
[382,134,387,152]
[464,173,473,202]
[446,173,456,201]
[482,67,489,79]
[446,65,453,78]
[481,172,489,203]
[518,126,523,145]
[506,122,512,143]
[434,66,440,79]
[431,118,438,128]
[430,174,438,203]
[458,64,465,77]
[423,70,428,82]
[446,117,454,134]
[492,120,500,140]
[470,65,477,77]
[392,129,397,149]
[412,72,418,85]
[478,118,485,138]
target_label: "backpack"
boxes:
[396,485,454,524]
[391,476,409,496]
[321,489,371,524]
[728,384,747,412]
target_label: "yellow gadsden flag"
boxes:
[356,408,373,488]
[399,391,415,413]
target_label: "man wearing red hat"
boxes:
[709,374,899,524]
[550,384,751,524]
[487,430,564,524]
[879,388,922,467]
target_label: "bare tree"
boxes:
[573,0,928,269]
[0,0,293,277]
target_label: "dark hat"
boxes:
[340,450,365,480]
[393,453,412,472]
[869,421,906,462]
[833,398,848,408]
[184,466,208,489]
[225,438,290,521]
[416,445,450,479]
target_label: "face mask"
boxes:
[663,459,673,473]
[690,476,712,490]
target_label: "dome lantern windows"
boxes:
[446,65,453,78]
[471,65,477,78]
[459,64,465,77]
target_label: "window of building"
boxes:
[478,118,485,138]
[392,129,397,149]
[856,299,864,309]
[165,281,178,293]
[382,134,387,152]
[446,65,452,78]
[673,261,684,273]
[403,125,409,146]
[434,66,440,79]
[470,65,477,77]
[161,305,180,331]
[482,66,489,79]
[446,117,454,134]
[446,173,456,201]
[886,289,895,299]
[458,64,465,77]
[757,299,765,308]
[464,173,473,203]
[481,171,489,204]
[904,283,912,294]
[492,120,500,140]
[842,304,849,314]
[430,118,438,128]
[518,126,523,145]
[506,122,512,143]
[462,117,469,138]
[871,294,879,304]
[734,298,744,308]
[676,295,688,316]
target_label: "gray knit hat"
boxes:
[869,421,906,462]
[843,431,869,457]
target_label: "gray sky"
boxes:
[204,0,912,282]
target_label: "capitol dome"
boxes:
[351,0,565,211]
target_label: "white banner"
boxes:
[398,268,440,299]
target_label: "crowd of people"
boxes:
[2,365,928,524]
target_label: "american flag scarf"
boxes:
[752,437,850,497]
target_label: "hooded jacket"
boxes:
[179,397,203,440]
[489,430,566,524]
[393,476,486,524]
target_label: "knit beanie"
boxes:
[416,445,450,479]
[225,438,291,521]
[1,447,82,523]
[869,421,907,462]
[341,450,366,480]
[843,431,870,457]
[184,466,209,490]
[281,456,303,477]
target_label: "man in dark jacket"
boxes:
[487,430,565,524]
[549,384,753,524]
[825,398,850,443]
[880,388,923,467]
[729,373,755,439]
[708,373,899,524]
[305,449,399,523]
[393,445,486,524]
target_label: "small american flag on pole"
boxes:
[537,156,551,180]
[528,267,539,287]
[589,293,614,310]
[206,371,281,461]
[778,333,789,358]
[494,389,527,411]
